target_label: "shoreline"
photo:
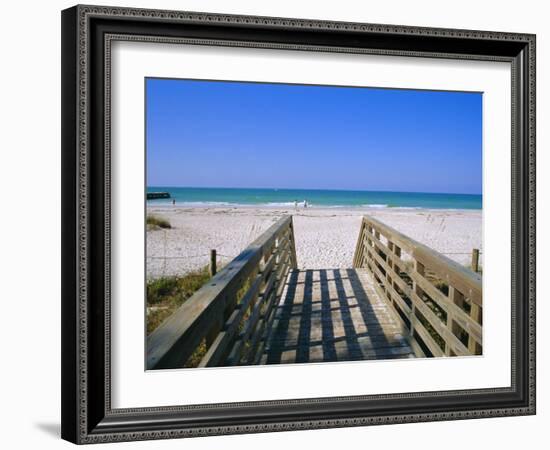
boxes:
[146,206,482,280]
[147,201,482,212]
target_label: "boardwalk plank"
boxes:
[263,268,415,364]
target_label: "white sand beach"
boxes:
[146,206,482,280]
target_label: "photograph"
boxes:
[145,78,483,370]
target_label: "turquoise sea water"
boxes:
[146,187,482,210]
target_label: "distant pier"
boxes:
[147,192,171,200]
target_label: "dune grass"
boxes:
[146,266,210,335]
[146,215,171,230]
[146,262,255,367]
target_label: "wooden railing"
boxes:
[147,215,298,369]
[353,216,482,358]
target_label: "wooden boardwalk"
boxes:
[147,215,482,370]
[261,268,415,364]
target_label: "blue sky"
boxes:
[146,78,482,194]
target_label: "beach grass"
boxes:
[146,214,171,230]
[146,263,255,366]
[146,266,210,335]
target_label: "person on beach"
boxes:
[294,200,298,211]
[304,200,308,209]
[172,199,175,206]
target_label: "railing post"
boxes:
[210,249,217,276]
[411,260,424,338]
[471,248,480,273]
[468,304,482,354]
[386,241,394,286]
[387,241,394,265]
[366,225,374,269]
[290,220,298,269]
[362,229,369,267]
[446,286,464,356]
[393,245,401,292]
[353,220,363,268]
[394,245,401,258]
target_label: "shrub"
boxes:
[146,215,171,229]
[146,266,210,334]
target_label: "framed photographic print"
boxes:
[61,4,536,444]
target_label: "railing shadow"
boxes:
[295,270,313,363]
[330,269,362,360]
[345,268,394,359]
[264,268,410,364]
[265,269,300,364]
[319,269,337,361]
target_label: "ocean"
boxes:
[146,187,482,210]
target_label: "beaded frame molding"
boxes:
[61,4,536,444]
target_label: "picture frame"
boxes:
[61,4,536,444]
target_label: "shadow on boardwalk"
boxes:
[263,268,415,364]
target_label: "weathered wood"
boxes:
[253,263,292,364]
[367,254,425,358]
[368,246,482,347]
[353,215,483,358]
[446,286,462,355]
[247,257,291,363]
[148,212,481,369]
[227,270,278,364]
[198,275,263,367]
[263,268,415,364]
[353,221,366,267]
[147,215,297,369]
[209,249,217,276]
[289,221,299,268]
[468,303,482,354]
[410,260,423,342]
[369,255,471,355]
[414,322,445,357]
[363,216,482,304]
[471,248,480,273]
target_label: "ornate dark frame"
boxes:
[61,4,536,444]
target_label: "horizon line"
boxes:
[146,185,482,196]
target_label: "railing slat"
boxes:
[227,269,279,364]
[247,251,292,362]
[198,274,263,367]
[253,261,292,364]
[367,241,482,347]
[365,216,482,304]
[353,215,482,359]
[147,215,297,369]
[414,322,445,357]
[367,219,482,341]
